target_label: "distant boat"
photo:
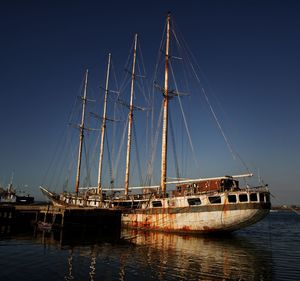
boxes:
[0,174,34,204]
[40,13,271,234]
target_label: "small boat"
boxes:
[0,174,34,204]
[40,13,271,234]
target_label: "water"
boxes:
[0,211,299,280]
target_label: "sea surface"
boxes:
[0,211,299,281]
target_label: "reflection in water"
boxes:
[2,212,300,280]
[65,249,74,281]
[1,225,273,280]
[121,229,273,280]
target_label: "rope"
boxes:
[169,110,180,179]
[133,119,143,185]
[83,137,91,187]
[169,62,200,171]
[145,102,164,186]
[114,118,129,186]
[105,131,114,189]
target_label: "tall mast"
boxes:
[97,53,111,195]
[124,33,138,196]
[75,69,88,194]
[160,13,171,197]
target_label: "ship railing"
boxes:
[240,185,269,193]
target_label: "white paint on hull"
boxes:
[122,207,270,233]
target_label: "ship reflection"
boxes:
[121,229,273,281]
[34,226,121,281]
[32,227,272,281]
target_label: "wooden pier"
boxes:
[0,203,121,235]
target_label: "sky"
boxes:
[0,0,300,205]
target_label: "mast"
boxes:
[97,53,111,195]
[160,13,171,197]
[8,171,14,193]
[75,69,89,194]
[124,33,138,196]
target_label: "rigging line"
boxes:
[111,57,120,91]
[201,87,250,172]
[119,77,132,96]
[52,133,68,189]
[172,27,193,98]
[83,136,91,187]
[132,119,143,185]
[43,91,82,188]
[169,109,181,180]
[53,124,76,191]
[114,117,129,186]
[135,67,149,105]
[202,87,234,156]
[149,67,162,167]
[270,192,300,216]
[169,62,200,171]
[172,27,195,176]
[145,106,152,171]
[41,125,67,186]
[144,23,168,185]
[89,125,101,173]
[111,97,120,188]
[57,140,73,190]
[145,101,164,186]
[176,26,249,172]
[152,18,167,89]
[105,129,114,189]
[137,40,150,103]
[119,40,134,91]
[183,42,250,171]
[55,96,84,190]
[63,158,74,192]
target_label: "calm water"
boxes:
[0,211,299,281]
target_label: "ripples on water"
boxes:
[0,211,299,281]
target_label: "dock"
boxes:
[0,203,121,235]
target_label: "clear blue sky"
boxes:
[1,0,299,205]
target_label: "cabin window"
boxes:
[187,198,201,206]
[266,194,270,203]
[239,194,248,202]
[250,193,258,202]
[228,194,237,203]
[259,193,265,202]
[152,201,162,208]
[208,196,221,204]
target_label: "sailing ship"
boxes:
[40,14,271,233]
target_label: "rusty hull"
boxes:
[121,198,270,234]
